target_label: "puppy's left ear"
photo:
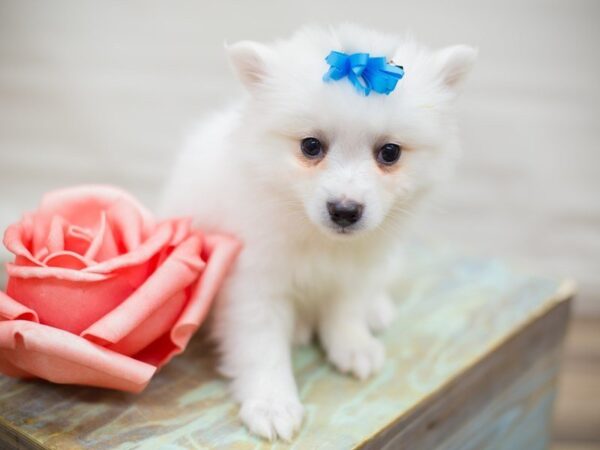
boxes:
[434,45,478,91]
[226,40,273,91]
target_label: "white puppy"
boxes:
[160,24,475,441]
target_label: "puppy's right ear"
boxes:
[226,40,273,91]
[433,45,478,92]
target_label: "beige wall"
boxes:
[0,0,598,314]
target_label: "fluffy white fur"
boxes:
[160,24,475,441]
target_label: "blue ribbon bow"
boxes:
[322,51,404,96]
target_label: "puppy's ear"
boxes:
[434,45,477,91]
[226,40,273,91]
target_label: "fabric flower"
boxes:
[0,185,240,392]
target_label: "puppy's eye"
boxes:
[376,143,402,166]
[300,137,324,159]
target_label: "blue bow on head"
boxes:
[322,51,404,96]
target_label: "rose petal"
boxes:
[5,266,142,334]
[31,211,50,257]
[83,211,106,260]
[33,247,49,261]
[105,291,187,356]
[169,218,193,247]
[3,222,43,267]
[64,225,93,256]
[105,198,145,252]
[38,185,154,232]
[20,185,156,265]
[0,320,156,392]
[87,214,120,262]
[84,221,173,274]
[139,233,241,367]
[6,264,110,282]
[45,215,65,254]
[0,291,39,322]
[20,213,34,244]
[43,251,94,270]
[82,234,205,346]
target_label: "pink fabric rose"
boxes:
[0,185,240,392]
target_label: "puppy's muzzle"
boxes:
[327,200,364,227]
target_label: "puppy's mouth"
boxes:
[333,225,356,235]
[324,222,363,238]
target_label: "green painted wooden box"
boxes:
[0,243,573,449]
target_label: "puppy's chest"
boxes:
[287,245,375,302]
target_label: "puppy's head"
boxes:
[227,25,476,239]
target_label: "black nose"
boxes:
[327,200,364,227]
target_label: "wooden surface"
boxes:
[0,244,573,449]
[551,318,600,450]
[365,299,569,450]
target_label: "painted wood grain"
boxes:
[551,318,600,448]
[364,297,570,450]
[0,243,573,449]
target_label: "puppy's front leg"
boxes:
[318,289,385,380]
[216,279,303,442]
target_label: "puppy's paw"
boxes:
[239,397,304,442]
[367,293,396,333]
[327,334,385,380]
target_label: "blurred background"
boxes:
[0,0,598,447]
